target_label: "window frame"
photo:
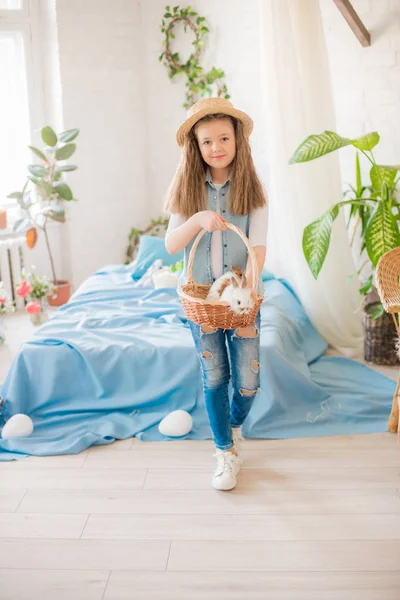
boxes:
[0,0,45,210]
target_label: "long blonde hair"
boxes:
[166,114,267,217]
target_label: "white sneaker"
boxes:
[232,426,245,454]
[212,449,242,491]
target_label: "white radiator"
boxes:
[0,234,26,309]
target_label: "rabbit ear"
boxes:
[230,276,239,288]
[231,266,246,288]
[231,266,244,280]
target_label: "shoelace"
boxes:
[214,452,242,475]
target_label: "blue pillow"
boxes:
[129,236,184,279]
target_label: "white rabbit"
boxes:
[206,266,255,315]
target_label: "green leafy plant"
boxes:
[8,126,80,283]
[289,131,400,317]
[170,259,184,272]
[126,216,170,264]
[160,5,230,108]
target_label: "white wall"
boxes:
[39,0,400,286]
[320,0,400,185]
[53,0,147,286]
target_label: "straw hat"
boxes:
[176,97,253,147]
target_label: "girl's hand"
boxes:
[195,210,228,232]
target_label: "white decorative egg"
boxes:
[158,410,193,437]
[1,413,34,439]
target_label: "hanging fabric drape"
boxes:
[259,0,364,357]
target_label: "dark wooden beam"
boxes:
[333,0,371,47]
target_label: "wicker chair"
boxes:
[375,246,400,435]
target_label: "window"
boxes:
[0,0,37,211]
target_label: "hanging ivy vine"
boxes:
[159,5,230,109]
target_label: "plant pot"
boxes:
[48,280,72,307]
[362,302,399,365]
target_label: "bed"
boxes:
[0,236,395,460]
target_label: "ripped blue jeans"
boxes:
[189,313,261,451]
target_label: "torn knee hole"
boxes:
[251,360,260,373]
[240,388,258,397]
[201,324,217,334]
[236,326,257,338]
[202,351,213,359]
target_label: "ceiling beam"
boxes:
[333,0,371,47]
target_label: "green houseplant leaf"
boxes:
[289,131,351,164]
[53,182,73,201]
[41,126,58,147]
[364,199,400,266]
[28,146,47,161]
[58,129,79,143]
[302,204,340,279]
[351,132,380,152]
[27,164,48,177]
[370,165,398,193]
[55,164,78,172]
[55,144,76,161]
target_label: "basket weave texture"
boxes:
[376,246,400,315]
[178,223,263,329]
[372,246,400,365]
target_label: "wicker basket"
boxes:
[372,246,400,365]
[362,303,399,365]
[178,223,263,329]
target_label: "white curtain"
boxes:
[259,0,364,358]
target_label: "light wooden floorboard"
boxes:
[0,569,109,600]
[82,512,400,541]
[0,513,88,538]
[103,570,400,600]
[167,540,400,571]
[0,468,147,490]
[16,487,400,515]
[0,539,170,570]
[0,489,26,512]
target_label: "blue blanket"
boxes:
[0,265,395,460]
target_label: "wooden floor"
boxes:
[0,435,399,599]
[1,312,400,599]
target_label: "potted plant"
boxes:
[289,130,400,365]
[16,266,56,326]
[0,282,15,343]
[8,126,80,306]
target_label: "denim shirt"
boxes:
[181,170,264,295]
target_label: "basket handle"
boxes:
[187,222,259,292]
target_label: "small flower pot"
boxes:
[48,280,72,307]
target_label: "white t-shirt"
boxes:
[166,183,269,279]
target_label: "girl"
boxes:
[165,97,268,491]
